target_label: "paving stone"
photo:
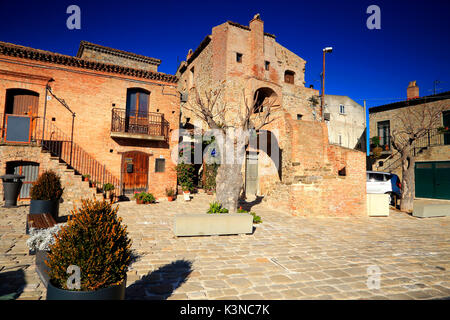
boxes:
[1,195,449,300]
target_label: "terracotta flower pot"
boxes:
[136,198,143,204]
[167,196,174,202]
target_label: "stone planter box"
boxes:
[174,214,253,237]
[413,202,450,218]
[367,193,389,216]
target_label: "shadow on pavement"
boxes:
[0,269,26,300]
[126,259,193,300]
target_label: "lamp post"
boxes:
[321,47,333,121]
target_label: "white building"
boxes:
[324,95,366,151]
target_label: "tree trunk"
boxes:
[215,163,243,213]
[400,153,415,213]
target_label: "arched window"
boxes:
[284,70,295,84]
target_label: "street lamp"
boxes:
[321,47,333,121]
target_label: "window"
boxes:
[368,172,387,182]
[189,67,195,88]
[236,53,243,63]
[155,158,165,173]
[126,88,149,117]
[338,134,342,146]
[339,104,345,114]
[377,120,390,148]
[284,70,295,84]
[265,61,270,71]
[297,114,303,120]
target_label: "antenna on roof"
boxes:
[428,80,443,95]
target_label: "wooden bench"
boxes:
[26,213,57,234]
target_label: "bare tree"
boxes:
[182,85,280,212]
[390,102,446,212]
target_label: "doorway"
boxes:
[6,161,39,199]
[443,111,450,145]
[121,151,149,194]
[245,151,258,197]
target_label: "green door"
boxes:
[415,161,450,200]
[415,162,434,199]
[435,162,450,199]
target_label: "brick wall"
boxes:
[0,53,179,198]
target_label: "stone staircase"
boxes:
[39,149,104,206]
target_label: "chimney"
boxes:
[407,81,419,100]
[186,49,193,61]
[249,14,264,76]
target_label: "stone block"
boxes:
[367,193,389,216]
[413,203,450,218]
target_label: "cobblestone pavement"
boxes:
[1,194,449,300]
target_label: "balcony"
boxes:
[110,108,169,141]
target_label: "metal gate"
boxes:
[415,161,450,200]
[6,161,40,199]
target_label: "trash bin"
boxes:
[0,174,25,207]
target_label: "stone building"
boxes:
[176,15,367,216]
[0,40,179,205]
[369,81,450,200]
[323,94,366,151]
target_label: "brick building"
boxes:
[176,15,367,216]
[369,81,450,200]
[0,41,179,205]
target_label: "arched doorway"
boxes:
[253,87,278,113]
[121,151,149,194]
[3,89,39,141]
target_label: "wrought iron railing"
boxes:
[111,108,169,139]
[0,114,121,194]
[374,127,449,172]
[34,117,121,193]
[413,127,449,156]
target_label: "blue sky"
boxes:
[1,0,449,109]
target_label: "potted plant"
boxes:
[165,187,176,202]
[103,183,115,201]
[142,192,156,204]
[45,199,132,300]
[181,182,192,201]
[82,174,90,182]
[176,163,195,199]
[134,192,144,204]
[29,170,64,220]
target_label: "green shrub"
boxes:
[204,163,218,192]
[103,183,115,191]
[45,199,132,291]
[207,201,229,214]
[165,187,175,197]
[176,163,195,192]
[30,170,64,201]
[141,193,155,204]
[237,206,262,224]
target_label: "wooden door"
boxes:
[126,89,149,134]
[121,151,149,194]
[4,89,39,139]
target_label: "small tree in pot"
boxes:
[29,170,64,220]
[45,199,132,300]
